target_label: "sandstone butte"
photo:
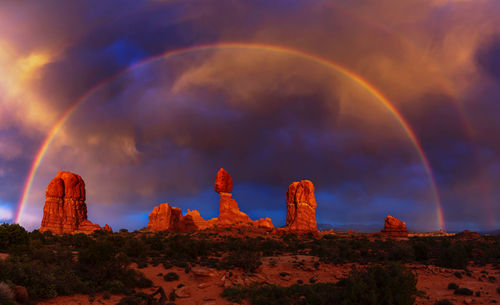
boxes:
[147,168,274,232]
[286,180,318,232]
[40,171,110,234]
[381,215,408,238]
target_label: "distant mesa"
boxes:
[146,168,274,232]
[40,171,104,234]
[286,180,317,232]
[381,215,408,238]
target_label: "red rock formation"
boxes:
[215,168,233,194]
[181,210,216,231]
[286,180,317,232]
[147,203,181,232]
[103,224,113,232]
[147,204,216,232]
[147,168,274,232]
[255,218,274,229]
[40,171,101,234]
[218,193,252,225]
[381,216,408,238]
[455,230,480,240]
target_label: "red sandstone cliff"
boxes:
[40,171,102,234]
[286,180,317,232]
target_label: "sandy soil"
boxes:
[37,257,500,305]
[0,252,9,260]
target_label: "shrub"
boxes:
[434,300,454,305]
[454,288,473,296]
[453,272,463,279]
[222,263,418,305]
[0,282,14,302]
[0,224,29,251]
[219,250,262,273]
[447,282,459,290]
[438,243,470,269]
[413,243,429,261]
[163,272,179,282]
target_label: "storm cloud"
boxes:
[1,0,499,232]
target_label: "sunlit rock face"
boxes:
[381,215,408,238]
[40,171,101,234]
[286,180,317,232]
[147,203,216,232]
[147,203,181,232]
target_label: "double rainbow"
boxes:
[15,42,445,230]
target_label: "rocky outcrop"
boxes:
[147,203,183,232]
[286,180,317,232]
[40,171,102,234]
[147,204,216,232]
[147,168,274,232]
[181,209,217,231]
[381,216,408,238]
[455,230,480,240]
[103,224,113,232]
[215,168,233,194]
[218,193,252,225]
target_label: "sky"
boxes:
[0,0,499,232]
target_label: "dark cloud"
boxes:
[1,0,499,232]
[476,35,500,82]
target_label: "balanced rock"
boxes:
[215,168,233,194]
[381,216,408,238]
[147,168,274,232]
[286,180,317,232]
[40,171,101,234]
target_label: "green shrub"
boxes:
[219,250,262,273]
[0,224,29,251]
[438,243,470,269]
[163,272,179,282]
[447,282,458,290]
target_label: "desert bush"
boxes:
[219,250,262,273]
[413,242,429,261]
[0,282,14,302]
[447,282,459,290]
[163,272,179,281]
[438,242,470,269]
[434,300,454,305]
[116,292,151,305]
[0,224,29,251]
[454,287,473,295]
[222,263,417,305]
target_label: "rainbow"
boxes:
[15,42,445,230]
